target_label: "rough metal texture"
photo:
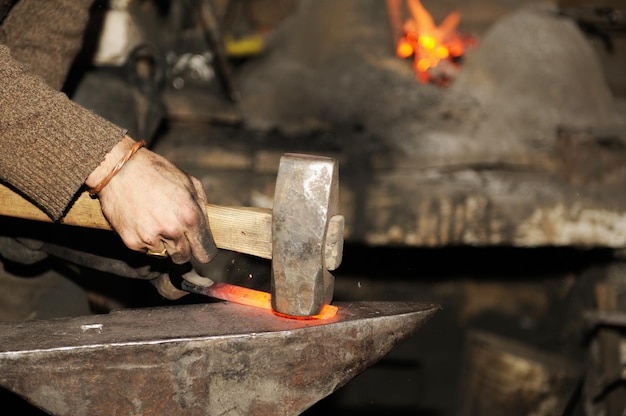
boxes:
[0,300,438,415]
[272,153,339,316]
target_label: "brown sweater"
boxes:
[0,0,126,220]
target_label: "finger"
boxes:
[162,236,191,265]
[182,183,218,263]
[145,241,168,258]
[186,207,218,263]
[190,177,208,218]
[142,233,168,257]
[116,229,149,253]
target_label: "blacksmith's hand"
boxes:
[85,136,218,265]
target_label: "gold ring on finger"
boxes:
[146,247,168,258]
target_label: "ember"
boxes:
[389,0,476,85]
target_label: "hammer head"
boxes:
[271,153,343,317]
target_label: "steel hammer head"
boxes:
[271,153,344,317]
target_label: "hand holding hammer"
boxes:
[0,153,344,317]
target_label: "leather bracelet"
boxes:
[89,140,146,196]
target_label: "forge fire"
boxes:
[388,0,477,85]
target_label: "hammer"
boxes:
[0,153,344,317]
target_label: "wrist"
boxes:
[85,136,143,193]
[86,136,135,188]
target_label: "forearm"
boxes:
[0,0,95,90]
[0,44,126,220]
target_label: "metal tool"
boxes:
[272,153,340,316]
[0,300,439,415]
[0,153,344,316]
[190,0,239,102]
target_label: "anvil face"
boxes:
[0,300,438,415]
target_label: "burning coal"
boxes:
[388,0,476,86]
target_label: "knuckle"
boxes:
[121,235,146,252]
[179,203,202,227]
[137,228,160,247]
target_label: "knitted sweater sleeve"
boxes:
[0,0,127,220]
[1,0,94,90]
[0,46,126,220]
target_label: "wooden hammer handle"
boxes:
[0,183,273,259]
[0,183,344,268]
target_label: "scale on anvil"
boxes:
[0,153,439,415]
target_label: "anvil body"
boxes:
[0,300,438,415]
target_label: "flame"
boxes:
[390,0,475,85]
[203,282,338,320]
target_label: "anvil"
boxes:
[0,300,438,415]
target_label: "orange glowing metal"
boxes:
[203,282,338,320]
